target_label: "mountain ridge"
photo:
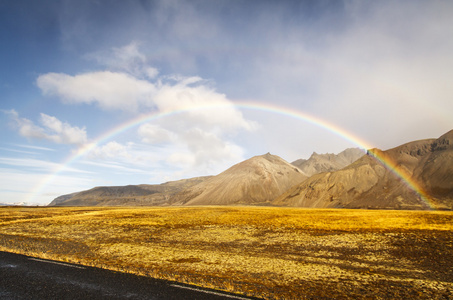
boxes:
[49,130,453,210]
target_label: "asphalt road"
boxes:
[0,251,257,300]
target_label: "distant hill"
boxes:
[291,148,364,176]
[171,153,307,206]
[273,130,453,210]
[48,177,211,206]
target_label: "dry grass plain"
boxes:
[0,206,452,299]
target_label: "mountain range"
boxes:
[49,130,453,210]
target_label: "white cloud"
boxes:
[37,71,155,111]
[4,109,47,139]
[36,66,255,134]
[0,157,90,174]
[138,123,175,144]
[145,67,159,79]
[166,152,195,167]
[83,141,172,171]
[112,42,146,66]
[13,144,55,151]
[153,78,256,132]
[87,141,130,159]
[5,110,88,145]
[140,77,255,172]
[38,42,256,130]
[0,147,39,155]
[166,128,245,174]
[80,133,244,182]
[39,113,88,145]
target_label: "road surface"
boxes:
[0,251,257,300]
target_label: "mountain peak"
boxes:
[173,153,307,206]
[292,148,364,177]
[258,152,276,160]
[310,152,319,158]
[254,152,287,164]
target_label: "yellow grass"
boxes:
[0,206,452,299]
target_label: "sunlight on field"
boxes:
[1,206,452,299]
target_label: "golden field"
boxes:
[0,206,452,299]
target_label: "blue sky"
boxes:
[1,0,452,205]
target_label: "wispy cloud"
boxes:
[138,124,175,144]
[86,41,159,79]
[0,157,91,174]
[79,160,150,174]
[13,144,55,151]
[0,147,39,155]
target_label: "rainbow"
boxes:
[29,101,434,209]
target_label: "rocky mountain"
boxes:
[171,153,308,206]
[48,176,211,206]
[273,130,453,210]
[291,148,365,176]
